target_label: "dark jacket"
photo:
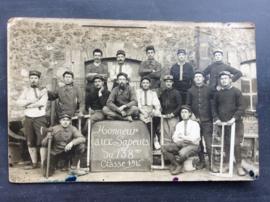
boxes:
[186,84,214,122]
[203,61,242,88]
[139,59,162,89]
[170,62,194,92]
[48,84,85,116]
[106,85,137,111]
[85,87,110,111]
[212,86,246,122]
[160,88,182,116]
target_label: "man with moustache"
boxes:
[212,71,246,176]
[109,50,132,89]
[83,74,110,134]
[203,49,242,90]
[17,70,49,169]
[186,71,218,172]
[85,49,109,90]
[170,49,194,104]
[161,105,201,175]
[103,72,139,122]
[136,76,162,149]
[47,71,85,119]
[160,75,182,144]
[139,45,162,95]
[42,113,86,176]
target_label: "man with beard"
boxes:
[138,45,162,95]
[109,50,132,89]
[17,70,49,169]
[212,71,246,176]
[103,72,139,122]
[47,71,85,119]
[136,76,162,149]
[83,75,110,134]
[161,105,200,175]
[85,49,109,90]
[170,49,194,104]
[42,113,86,177]
[160,75,182,144]
[203,49,242,90]
[186,71,218,172]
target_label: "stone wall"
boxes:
[8,19,256,123]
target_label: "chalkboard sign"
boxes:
[91,120,151,172]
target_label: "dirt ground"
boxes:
[9,164,252,183]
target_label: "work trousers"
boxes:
[102,106,139,119]
[198,121,213,163]
[82,110,105,135]
[163,116,179,144]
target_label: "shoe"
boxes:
[126,116,133,122]
[154,142,161,150]
[211,166,219,173]
[107,116,114,120]
[170,165,176,173]
[171,165,183,175]
[196,162,206,170]
[237,166,246,176]
[25,163,38,170]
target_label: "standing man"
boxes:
[136,76,162,149]
[161,105,200,175]
[17,70,49,169]
[160,75,182,144]
[42,113,86,177]
[170,49,194,104]
[138,45,162,95]
[109,50,132,89]
[203,49,242,90]
[103,72,139,122]
[83,74,110,134]
[48,71,85,119]
[212,71,246,176]
[85,49,109,99]
[186,71,217,172]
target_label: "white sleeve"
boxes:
[16,89,28,107]
[109,65,117,81]
[136,89,142,109]
[172,123,182,141]
[188,121,201,142]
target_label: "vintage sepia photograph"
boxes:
[7,18,258,182]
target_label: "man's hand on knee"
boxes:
[65,142,73,152]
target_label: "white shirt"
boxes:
[109,63,132,81]
[172,119,200,145]
[16,87,48,117]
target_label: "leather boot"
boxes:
[170,160,182,175]
[196,162,206,170]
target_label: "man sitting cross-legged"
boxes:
[41,113,86,177]
[161,105,200,175]
[102,72,139,122]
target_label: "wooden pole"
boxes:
[87,107,91,172]
[46,78,57,179]
[150,117,153,171]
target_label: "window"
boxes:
[240,61,257,112]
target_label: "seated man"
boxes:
[103,72,139,122]
[136,76,162,149]
[161,105,200,175]
[83,75,110,134]
[42,113,86,177]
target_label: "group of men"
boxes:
[16,45,246,177]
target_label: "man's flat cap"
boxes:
[146,45,155,52]
[193,70,204,77]
[141,76,151,83]
[62,70,74,77]
[180,105,193,113]
[116,50,125,56]
[29,70,41,77]
[177,49,186,55]
[213,49,223,55]
[117,72,128,79]
[163,75,174,81]
[93,74,105,81]
[219,71,231,78]
[60,113,71,119]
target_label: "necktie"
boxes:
[33,88,38,98]
[119,64,123,73]
[179,64,183,81]
[184,120,187,136]
[144,90,148,106]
